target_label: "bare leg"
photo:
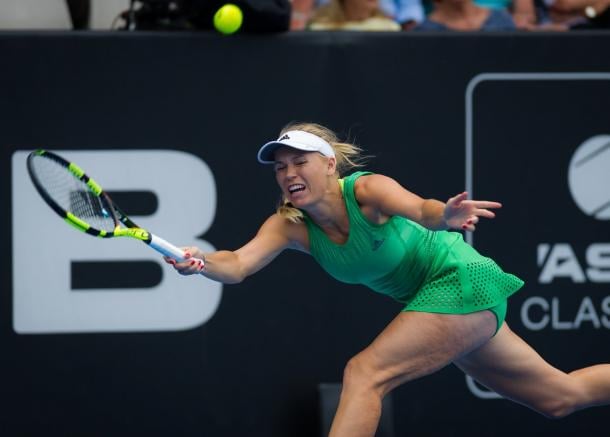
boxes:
[456,323,610,418]
[329,309,497,437]
[568,365,610,409]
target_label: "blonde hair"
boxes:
[275,122,367,223]
[309,0,387,29]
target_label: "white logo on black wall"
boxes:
[522,135,610,332]
[12,150,222,334]
[568,135,610,220]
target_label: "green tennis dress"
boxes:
[303,171,524,332]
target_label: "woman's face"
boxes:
[273,146,335,209]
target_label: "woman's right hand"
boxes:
[163,246,205,275]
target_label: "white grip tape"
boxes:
[148,233,205,268]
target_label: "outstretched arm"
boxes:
[165,214,301,283]
[355,174,501,231]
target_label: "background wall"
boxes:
[1,32,609,436]
[0,0,130,30]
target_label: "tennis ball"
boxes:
[213,4,243,35]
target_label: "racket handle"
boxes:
[148,233,205,267]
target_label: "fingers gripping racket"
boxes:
[26,149,204,268]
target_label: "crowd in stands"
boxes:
[0,0,607,33]
[291,0,610,31]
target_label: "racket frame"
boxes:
[26,149,202,264]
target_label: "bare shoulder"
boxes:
[354,173,426,222]
[259,213,309,253]
[354,174,397,204]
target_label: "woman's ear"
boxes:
[327,156,337,175]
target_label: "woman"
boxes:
[308,0,401,31]
[167,122,610,437]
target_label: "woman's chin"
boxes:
[288,192,310,208]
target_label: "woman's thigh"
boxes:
[354,309,497,394]
[454,323,584,415]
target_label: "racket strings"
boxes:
[30,156,117,232]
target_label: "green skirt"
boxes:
[403,239,523,333]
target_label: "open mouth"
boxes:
[288,184,306,194]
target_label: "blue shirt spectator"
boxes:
[415,0,516,30]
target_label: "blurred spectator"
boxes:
[308,0,402,30]
[536,0,610,28]
[415,0,516,29]
[473,0,536,27]
[385,0,426,28]
[292,0,423,29]
[291,0,316,29]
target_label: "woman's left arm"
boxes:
[355,174,502,232]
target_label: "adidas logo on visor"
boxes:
[257,130,335,164]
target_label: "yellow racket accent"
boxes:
[68,162,102,196]
[86,178,102,196]
[65,212,90,232]
[114,227,150,241]
[65,213,149,240]
[68,162,85,178]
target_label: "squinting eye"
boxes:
[295,160,307,166]
[274,165,286,172]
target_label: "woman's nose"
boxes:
[285,164,297,177]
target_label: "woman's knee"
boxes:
[534,398,578,419]
[342,351,412,397]
[533,379,586,419]
[342,353,386,394]
[342,354,372,385]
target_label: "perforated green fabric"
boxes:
[469,259,521,306]
[405,256,523,315]
[407,268,464,311]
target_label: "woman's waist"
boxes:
[363,230,464,300]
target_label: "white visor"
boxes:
[257,130,335,164]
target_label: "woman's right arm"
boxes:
[166,214,305,284]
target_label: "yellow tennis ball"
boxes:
[213,4,243,35]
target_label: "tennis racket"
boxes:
[26,149,204,268]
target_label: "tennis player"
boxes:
[167,122,610,437]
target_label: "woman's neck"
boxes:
[303,180,347,230]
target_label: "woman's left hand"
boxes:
[444,191,502,232]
